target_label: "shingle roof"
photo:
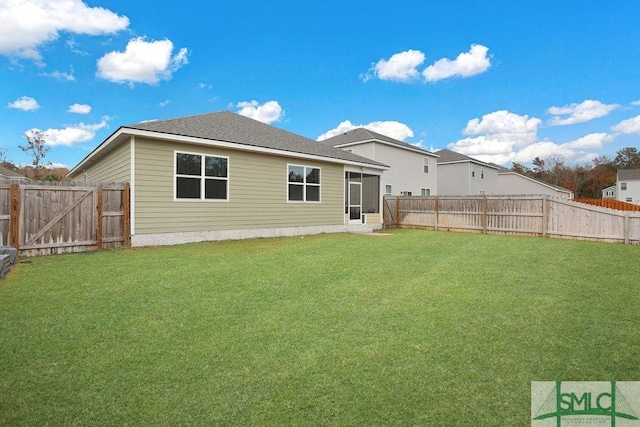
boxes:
[434,149,498,169]
[0,165,29,179]
[319,127,437,156]
[618,168,640,180]
[125,111,387,167]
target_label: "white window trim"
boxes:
[174,150,230,202]
[385,184,392,194]
[287,164,321,203]
[423,157,429,173]
[421,188,431,196]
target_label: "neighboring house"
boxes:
[319,128,439,197]
[493,164,574,199]
[602,185,616,199]
[68,111,388,247]
[434,149,499,195]
[0,165,30,182]
[616,169,640,204]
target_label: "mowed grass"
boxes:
[1,229,639,425]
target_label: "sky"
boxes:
[1,0,640,170]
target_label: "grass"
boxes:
[1,229,639,425]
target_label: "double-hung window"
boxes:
[423,158,429,173]
[175,152,228,200]
[288,165,320,202]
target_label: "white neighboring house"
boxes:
[319,128,439,197]
[602,185,616,199]
[616,169,640,204]
[434,149,499,195]
[493,164,574,199]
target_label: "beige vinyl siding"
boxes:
[437,163,470,195]
[134,138,344,234]
[72,140,131,183]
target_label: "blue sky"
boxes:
[1,0,640,170]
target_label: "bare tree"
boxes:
[19,130,50,180]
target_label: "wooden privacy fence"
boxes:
[574,198,640,212]
[383,195,640,245]
[0,181,130,257]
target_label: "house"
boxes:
[319,128,439,197]
[434,149,499,195]
[616,169,640,204]
[493,164,574,199]
[0,165,30,182]
[602,185,616,199]
[68,111,388,247]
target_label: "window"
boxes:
[288,165,320,202]
[175,152,228,200]
[385,185,392,194]
[472,170,475,178]
[423,158,429,173]
[481,170,484,179]
[627,198,633,202]
[421,188,430,196]
[621,183,627,190]
[401,191,412,196]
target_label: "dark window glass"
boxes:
[177,177,201,198]
[205,179,227,199]
[289,184,304,201]
[306,168,320,184]
[288,166,304,183]
[177,153,201,176]
[205,156,227,178]
[306,185,320,201]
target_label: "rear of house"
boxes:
[68,111,387,246]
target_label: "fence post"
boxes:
[9,182,20,249]
[123,183,131,247]
[395,196,400,227]
[434,196,439,231]
[542,196,548,238]
[624,213,630,245]
[482,195,488,233]
[96,186,103,250]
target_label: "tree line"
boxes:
[510,147,640,199]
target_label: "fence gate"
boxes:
[1,181,130,257]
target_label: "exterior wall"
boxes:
[602,186,616,199]
[72,140,131,183]
[437,163,470,195]
[617,179,640,204]
[498,173,572,199]
[133,138,346,235]
[438,162,498,195]
[347,142,437,196]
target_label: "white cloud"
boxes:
[159,99,170,107]
[8,96,40,111]
[365,49,425,82]
[0,0,129,63]
[448,110,616,165]
[547,99,620,126]
[40,69,75,81]
[27,118,109,147]
[96,37,189,85]
[422,44,491,82]
[67,103,91,114]
[612,115,640,134]
[631,100,640,106]
[317,120,414,142]
[235,100,283,124]
[564,132,613,149]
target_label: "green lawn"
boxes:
[1,229,639,425]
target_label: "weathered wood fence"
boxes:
[0,181,130,257]
[383,195,640,245]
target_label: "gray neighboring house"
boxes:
[493,164,574,199]
[616,169,640,204]
[319,128,439,197]
[0,165,30,182]
[68,111,388,246]
[434,149,499,195]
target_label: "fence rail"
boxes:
[0,181,130,257]
[383,195,640,245]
